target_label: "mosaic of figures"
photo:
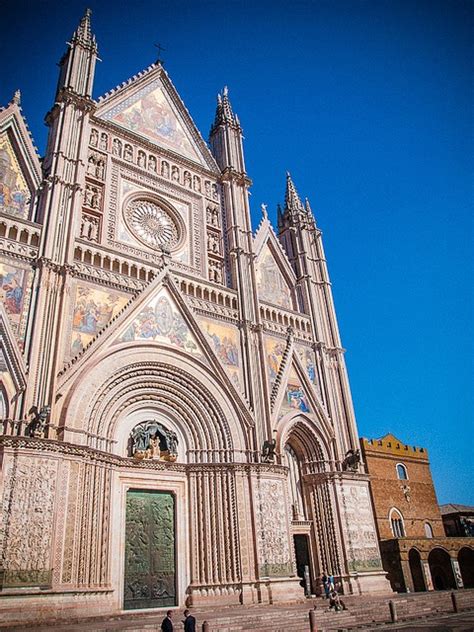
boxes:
[199,317,241,391]
[117,288,202,357]
[0,133,31,219]
[99,80,201,163]
[0,260,31,344]
[70,283,129,356]
[265,336,286,388]
[340,483,382,572]
[256,245,293,310]
[296,344,323,400]
[278,365,310,419]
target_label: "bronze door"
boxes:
[124,490,176,609]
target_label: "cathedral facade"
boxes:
[0,11,389,624]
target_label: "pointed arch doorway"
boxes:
[283,418,339,596]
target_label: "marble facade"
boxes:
[0,10,390,625]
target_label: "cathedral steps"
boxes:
[1,589,474,631]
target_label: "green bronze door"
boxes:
[124,490,176,610]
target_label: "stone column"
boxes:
[451,557,464,589]
[422,560,434,591]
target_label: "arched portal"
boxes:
[458,547,474,588]
[428,548,456,590]
[408,548,425,592]
[280,413,338,596]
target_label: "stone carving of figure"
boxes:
[208,233,219,253]
[130,420,179,460]
[87,154,96,175]
[193,175,201,192]
[26,405,51,438]
[212,208,219,227]
[112,138,122,157]
[206,207,212,225]
[89,217,99,241]
[342,449,360,472]
[148,156,157,172]
[100,133,108,151]
[124,144,133,162]
[137,151,146,168]
[85,185,94,207]
[96,159,105,179]
[184,171,192,188]
[212,183,218,200]
[90,129,98,146]
[171,166,179,181]
[204,180,211,196]
[161,161,170,178]
[261,437,277,463]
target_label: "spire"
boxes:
[285,172,304,213]
[211,86,238,132]
[71,8,96,50]
[11,89,21,106]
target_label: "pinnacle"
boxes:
[285,172,304,212]
[12,89,21,106]
[211,86,238,131]
[72,8,96,47]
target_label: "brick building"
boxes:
[360,434,474,592]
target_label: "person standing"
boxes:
[183,609,196,632]
[161,610,173,632]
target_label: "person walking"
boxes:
[183,609,196,632]
[161,610,173,632]
[322,572,330,599]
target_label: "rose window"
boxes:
[124,199,181,250]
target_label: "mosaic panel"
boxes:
[199,317,241,392]
[101,80,200,162]
[70,283,129,356]
[0,133,31,218]
[278,365,310,419]
[117,287,203,357]
[264,336,286,388]
[296,344,323,400]
[0,260,32,345]
[256,244,292,309]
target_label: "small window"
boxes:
[397,463,408,480]
[424,522,434,538]
[389,508,405,538]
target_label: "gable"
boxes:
[0,132,32,219]
[277,364,311,420]
[113,285,204,359]
[99,77,207,166]
[255,243,294,310]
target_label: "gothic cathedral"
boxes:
[0,10,389,623]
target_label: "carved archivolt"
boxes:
[59,347,249,457]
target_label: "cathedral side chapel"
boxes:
[0,10,390,623]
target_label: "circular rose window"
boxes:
[124,198,183,251]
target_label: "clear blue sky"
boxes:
[1,1,472,504]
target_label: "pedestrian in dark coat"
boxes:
[183,609,196,632]
[161,610,173,632]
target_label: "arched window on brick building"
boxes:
[390,508,405,537]
[396,463,408,480]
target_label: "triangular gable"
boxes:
[113,284,204,359]
[273,352,331,435]
[0,99,42,221]
[255,242,295,310]
[0,303,27,396]
[58,272,252,422]
[254,217,297,310]
[96,64,217,170]
[276,362,311,420]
